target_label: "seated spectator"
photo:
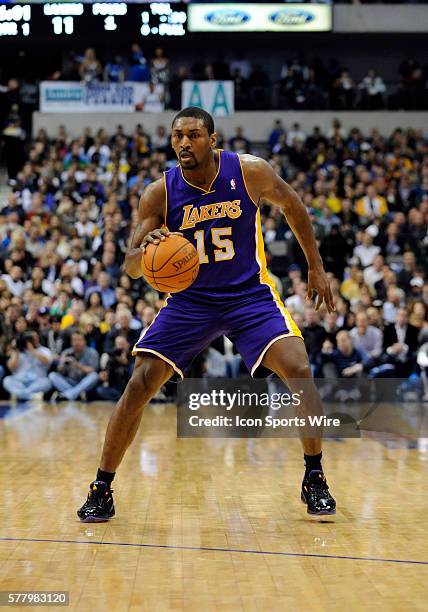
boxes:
[151,125,169,154]
[397,251,417,292]
[338,198,359,227]
[321,331,364,378]
[353,231,381,268]
[46,314,65,355]
[383,308,419,377]
[104,56,125,83]
[3,330,52,401]
[349,312,383,364]
[332,70,356,110]
[356,186,388,221]
[49,331,99,401]
[80,313,104,354]
[340,264,365,303]
[135,83,165,113]
[86,291,105,322]
[26,266,54,297]
[229,127,251,154]
[408,301,428,334]
[359,69,386,110]
[101,250,120,280]
[102,308,141,353]
[283,263,302,298]
[60,299,85,332]
[7,234,34,274]
[151,47,169,86]
[96,335,132,401]
[286,122,306,147]
[366,307,382,329]
[129,44,150,82]
[382,286,404,324]
[324,312,339,345]
[268,119,285,151]
[1,192,25,223]
[79,48,102,84]
[317,205,341,233]
[302,307,326,374]
[1,265,25,298]
[85,272,116,309]
[364,255,384,289]
[263,218,278,245]
[141,306,156,330]
[285,280,307,315]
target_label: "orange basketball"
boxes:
[141,235,200,293]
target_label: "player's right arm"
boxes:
[124,179,165,279]
[124,178,182,279]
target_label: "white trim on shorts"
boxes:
[251,333,305,378]
[132,347,184,380]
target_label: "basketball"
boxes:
[141,235,200,293]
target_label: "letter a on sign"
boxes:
[212,82,229,116]
[188,83,203,108]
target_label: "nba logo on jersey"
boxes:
[230,178,236,190]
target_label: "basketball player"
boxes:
[78,107,336,521]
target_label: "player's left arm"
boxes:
[241,155,335,312]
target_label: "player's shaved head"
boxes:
[172,106,214,135]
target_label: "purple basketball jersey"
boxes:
[133,149,303,379]
[164,150,264,290]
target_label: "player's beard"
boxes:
[179,155,198,169]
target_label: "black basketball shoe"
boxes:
[301,470,336,516]
[77,481,115,522]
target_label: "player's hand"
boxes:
[141,229,183,253]
[307,267,336,313]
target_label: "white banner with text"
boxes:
[40,81,164,113]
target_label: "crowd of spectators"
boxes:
[15,48,426,112]
[0,116,427,403]
[71,49,428,111]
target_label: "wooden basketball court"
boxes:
[1,399,427,611]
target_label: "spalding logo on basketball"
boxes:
[141,235,200,293]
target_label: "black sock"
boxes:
[304,452,322,477]
[96,469,115,488]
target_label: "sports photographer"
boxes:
[3,330,52,401]
[96,335,133,401]
[49,331,99,401]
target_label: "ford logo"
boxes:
[205,10,250,26]
[269,9,314,26]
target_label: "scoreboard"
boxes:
[0,2,188,40]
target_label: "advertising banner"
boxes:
[188,3,332,33]
[40,81,164,113]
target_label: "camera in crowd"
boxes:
[15,331,36,352]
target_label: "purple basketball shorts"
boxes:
[132,281,303,379]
